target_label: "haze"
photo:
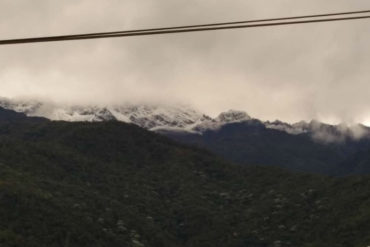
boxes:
[0,0,370,124]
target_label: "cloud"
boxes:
[0,0,370,122]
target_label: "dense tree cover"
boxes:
[0,117,370,246]
[165,121,370,175]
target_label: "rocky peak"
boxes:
[215,110,251,123]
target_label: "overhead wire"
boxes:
[0,10,370,45]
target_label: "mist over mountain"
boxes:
[1,106,370,246]
[1,1,370,125]
[2,1,370,246]
[2,97,370,176]
[1,97,369,142]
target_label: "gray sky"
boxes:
[0,0,370,123]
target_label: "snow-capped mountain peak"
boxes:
[109,104,210,131]
[215,110,251,123]
[1,97,370,142]
[0,97,211,132]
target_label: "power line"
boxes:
[10,9,370,40]
[1,11,370,45]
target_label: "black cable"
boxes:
[15,9,370,39]
[1,13,370,45]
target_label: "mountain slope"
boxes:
[1,110,370,246]
[2,97,369,140]
[3,97,370,140]
[165,121,370,175]
[0,107,47,123]
[2,97,370,175]
[0,98,211,131]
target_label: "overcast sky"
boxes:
[0,0,370,123]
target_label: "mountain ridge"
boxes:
[1,108,370,246]
[0,97,368,143]
[3,97,370,175]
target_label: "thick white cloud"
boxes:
[0,0,370,122]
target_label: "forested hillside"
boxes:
[0,113,370,246]
[165,121,370,176]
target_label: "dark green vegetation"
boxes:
[0,110,370,246]
[165,121,370,175]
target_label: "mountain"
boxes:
[0,106,47,123]
[0,98,257,133]
[167,120,370,175]
[2,97,370,175]
[1,97,369,141]
[1,108,370,246]
[266,119,370,143]
[0,97,213,131]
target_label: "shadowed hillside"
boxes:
[0,113,370,246]
[165,121,370,176]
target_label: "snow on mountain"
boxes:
[109,105,211,131]
[0,98,253,133]
[0,97,211,131]
[265,120,307,135]
[1,97,369,142]
[215,110,251,123]
[0,97,42,115]
[193,110,252,132]
[266,119,370,143]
